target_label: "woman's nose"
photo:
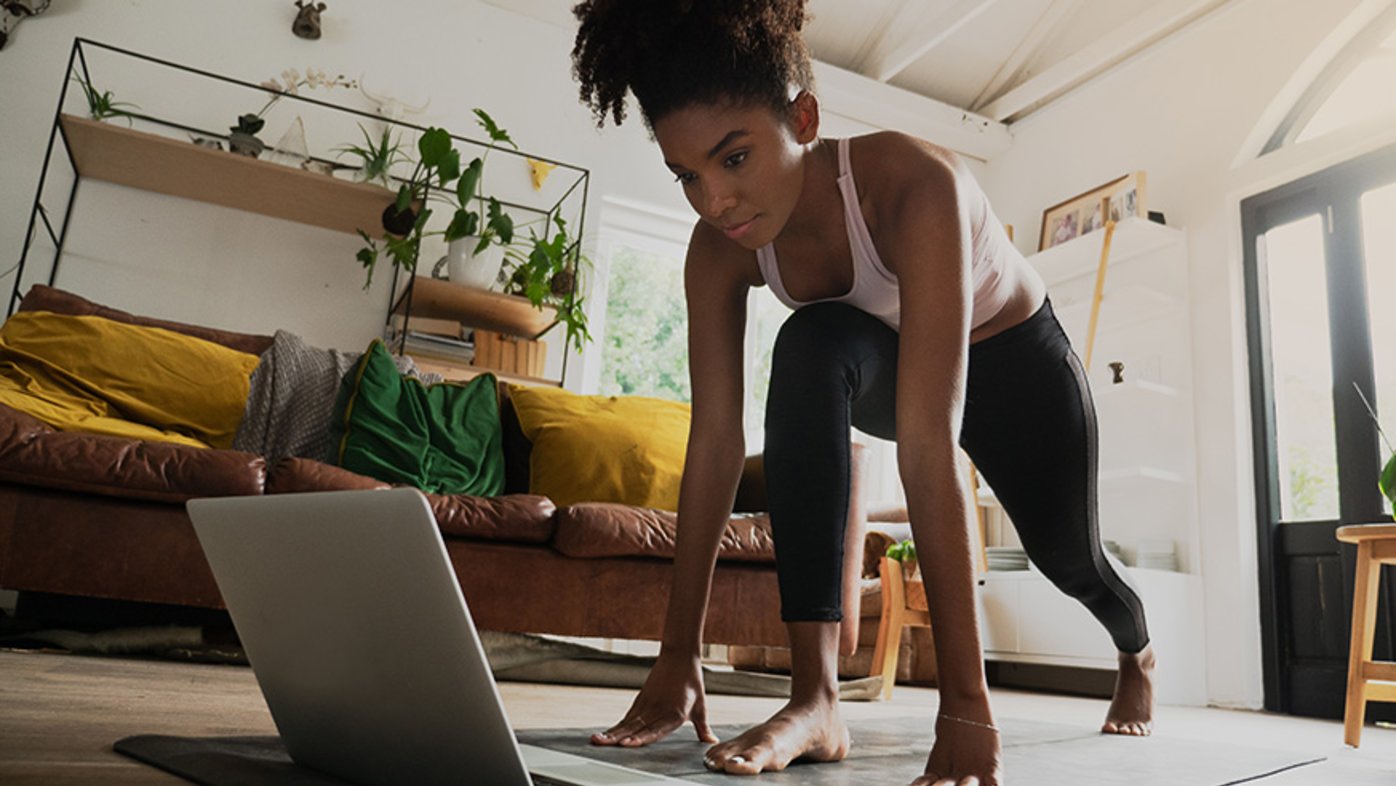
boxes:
[702,184,738,219]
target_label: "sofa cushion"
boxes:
[506,384,689,511]
[0,310,260,449]
[266,457,557,544]
[332,340,504,496]
[0,404,266,503]
[552,503,776,563]
[18,284,273,356]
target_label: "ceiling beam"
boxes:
[980,0,1238,123]
[968,0,1085,113]
[813,61,1011,160]
[866,0,1004,83]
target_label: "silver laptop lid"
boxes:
[188,488,532,786]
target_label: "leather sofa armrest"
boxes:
[0,405,266,503]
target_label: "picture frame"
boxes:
[1038,171,1148,251]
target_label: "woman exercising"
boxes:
[570,2,1154,784]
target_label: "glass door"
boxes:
[1243,142,1396,719]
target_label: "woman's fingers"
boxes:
[690,701,718,743]
[616,716,685,747]
[591,714,651,746]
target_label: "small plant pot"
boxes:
[439,237,504,289]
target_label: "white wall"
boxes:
[980,0,1394,709]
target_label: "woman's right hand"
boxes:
[590,652,718,747]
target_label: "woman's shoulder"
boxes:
[846,131,974,226]
[848,131,964,182]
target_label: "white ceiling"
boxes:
[487,0,1239,125]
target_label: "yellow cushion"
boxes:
[0,311,260,448]
[507,383,690,510]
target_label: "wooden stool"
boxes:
[870,556,933,700]
[1337,523,1396,747]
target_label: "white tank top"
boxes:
[756,137,1020,331]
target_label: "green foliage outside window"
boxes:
[597,245,690,402]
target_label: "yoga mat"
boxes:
[115,716,1333,786]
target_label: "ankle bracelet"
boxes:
[940,714,999,733]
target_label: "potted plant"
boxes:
[885,538,919,581]
[355,109,516,290]
[500,214,592,352]
[334,124,407,189]
[71,72,138,125]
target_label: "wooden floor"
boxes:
[2,649,1395,784]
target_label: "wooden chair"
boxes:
[1337,523,1396,747]
[870,555,933,700]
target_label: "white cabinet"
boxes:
[974,216,1206,705]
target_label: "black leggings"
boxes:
[762,299,1149,654]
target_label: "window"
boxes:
[583,198,791,448]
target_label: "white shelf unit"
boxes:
[976,216,1205,704]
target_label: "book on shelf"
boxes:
[396,331,475,364]
[388,313,464,340]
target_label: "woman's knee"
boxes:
[769,303,892,385]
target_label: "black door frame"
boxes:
[1241,141,1396,715]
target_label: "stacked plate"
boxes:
[985,546,1029,571]
[1136,540,1179,571]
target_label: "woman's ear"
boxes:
[789,90,820,144]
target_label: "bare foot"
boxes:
[702,695,849,775]
[1102,645,1155,736]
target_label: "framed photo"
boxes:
[1039,171,1148,251]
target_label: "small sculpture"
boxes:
[292,1,326,40]
[0,0,51,51]
[1108,361,1125,385]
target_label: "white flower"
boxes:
[260,79,283,92]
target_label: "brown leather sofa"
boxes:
[0,286,868,653]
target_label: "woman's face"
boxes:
[652,99,812,250]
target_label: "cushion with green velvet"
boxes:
[331,339,503,496]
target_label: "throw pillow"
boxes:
[506,383,690,510]
[0,310,260,448]
[332,339,504,496]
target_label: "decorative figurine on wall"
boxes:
[0,0,51,51]
[1109,361,1126,385]
[292,1,326,40]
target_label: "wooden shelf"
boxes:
[407,353,560,388]
[1027,216,1184,285]
[59,114,396,236]
[395,276,557,340]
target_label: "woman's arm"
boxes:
[874,136,996,716]
[660,222,755,654]
[592,221,754,747]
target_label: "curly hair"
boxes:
[571,0,815,129]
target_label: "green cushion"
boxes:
[332,339,504,496]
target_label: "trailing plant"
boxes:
[355,109,518,288]
[501,214,592,352]
[71,73,138,125]
[335,123,407,189]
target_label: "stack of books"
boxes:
[388,315,473,364]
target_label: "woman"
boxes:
[570,2,1154,784]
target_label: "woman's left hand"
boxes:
[909,713,1004,786]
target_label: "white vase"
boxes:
[440,237,504,289]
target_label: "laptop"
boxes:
[187,488,698,786]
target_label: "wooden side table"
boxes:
[1336,523,1396,747]
[870,556,934,700]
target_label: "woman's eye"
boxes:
[725,151,748,168]
[674,172,696,185]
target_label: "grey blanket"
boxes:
[233,331,440,464]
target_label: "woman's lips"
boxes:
[722,216,758,240]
